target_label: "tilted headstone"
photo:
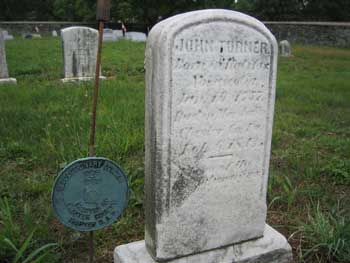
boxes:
[280,40,292,57]
[114,9,292,263]
[0,31,17,85]
[61,26,106,82]
[125,32,147,42]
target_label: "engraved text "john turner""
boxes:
[175,39,271,55]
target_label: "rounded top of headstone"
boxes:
[61,26,98,36]
[279,40,291,46]
[148,9,277,48]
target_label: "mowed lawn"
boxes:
[0,38,349,263]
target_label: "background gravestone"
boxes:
[61,26,106,82]
[280,40,292,57]
[115,9,292,263]
[125,32,147,42]
[0,31,17,85]
[103,28,117,42]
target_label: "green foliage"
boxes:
[268,173,298,210]
[4,230,58,263]
[322,158,350,185]
[114,1,133,22]
[1,0,349,24]
[0,198,58,263]
[53,0,96,21]
[301,202,350,262]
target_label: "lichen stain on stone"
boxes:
[171,145,206,208]
[171,164,205,208]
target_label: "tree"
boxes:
[303,0,350,21]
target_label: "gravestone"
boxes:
[52,30,58,37]
[0,31,17,84]
[103,28,117,42]
[61,27,105,82]
[114,9,292,263]
[113,30,123,39]
[32,34,42,38]
[280,40,292,57]
[125,32,147,42]
[1,30,14,40]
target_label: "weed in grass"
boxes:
[300,202,350,262]
[268,172,298,211]
[321,157,350,185]
[0,198,59,263]
[4,230,58,263]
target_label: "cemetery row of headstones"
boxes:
[0,26,149,84]
[1,28,147,42]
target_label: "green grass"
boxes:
[0,38,349,262]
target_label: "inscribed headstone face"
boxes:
[145,9,278,260]
[114,9,292,263]
[61,27,102,81]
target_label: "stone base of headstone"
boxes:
[114,225,292,263]
[61,76,106,83]
[0,78,17,85]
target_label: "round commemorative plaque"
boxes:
[52,157,129,232]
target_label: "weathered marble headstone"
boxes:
[0,31,17,84]
[280,40,292,57]
[115,9,292,263]
[125,32,147,42]
[61,26,106,82]
[52,30,58,37]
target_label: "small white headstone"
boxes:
[103,28,117,42]
[125,32,147,42]
[113,30,123,39]
[52,30,58,37]
[2,30,14,40]
[114,9,292,263]
[32,34,42,39]
[0,31,17,84]
[61,26,105,82]
[279,40,292,57]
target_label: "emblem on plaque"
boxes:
[52,157,129,232]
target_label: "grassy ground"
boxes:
[0,38,349,262]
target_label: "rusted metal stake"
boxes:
[89,231,94,263]
[89,20,104,158]
[88,20,104,263]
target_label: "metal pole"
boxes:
[89,231,94,263]
[88,20,104,263]
[89,20,104,157]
